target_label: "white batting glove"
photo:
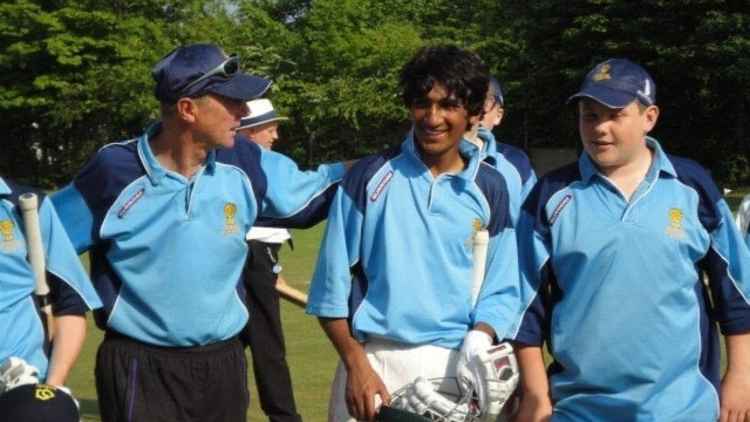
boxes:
[456,330,493,394]
[0,357,39,395]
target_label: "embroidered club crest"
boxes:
[665,208,686,239]
[593,63,612,82]
[223,202,238,235]
[0,219,19,252]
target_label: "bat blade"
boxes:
[19,193,54,341]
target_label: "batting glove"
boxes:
[456,330,493,395]
[0,357,39,395]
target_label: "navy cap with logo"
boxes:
[152,43,271,104]
[0,384,79,422]
[568,58,656,108]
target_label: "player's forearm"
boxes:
[319,317,368,370]
[725,331,750,374]
[45,315,87,386]
[515,344,550,398]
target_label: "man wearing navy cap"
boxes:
[52,43,345,422]
[512,58,750,421]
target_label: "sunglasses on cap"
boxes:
[181,54,240,94]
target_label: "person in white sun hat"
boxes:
[238,98,301,422]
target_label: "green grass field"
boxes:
[66,188,749,421]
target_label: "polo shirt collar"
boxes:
[0,177,10,196]
[403,130,482,182]
[137,123,217,186]
[477,126,498,166]
[578,136,675,184]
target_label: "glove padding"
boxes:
[0,357,40,395]
[460,342,519,418]
[391,377,477,422]
[456,330,493,395]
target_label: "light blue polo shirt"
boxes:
[307,133,521,348]
[0,177,101,378]
[513,137,750,421]
[478,127,537,224]
[52,124,344,347]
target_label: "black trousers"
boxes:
[95,331,248,422]
[241,241,302,422]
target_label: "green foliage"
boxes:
[1,0,748,185]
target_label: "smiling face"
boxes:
[578,98,659,173]
[410,82,477,160]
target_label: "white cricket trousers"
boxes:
[328,338,459,422]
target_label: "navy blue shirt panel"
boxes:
[215,135,267,214]
[338,146,401,319]
[695,279,722,392]
[342,145,402,214]
[72,143,144,322]
[73,141,146,241]
[673,156,750,334]
[255,183,338,229]
[475,162,512,236]
[498,143,535,186]
[524,162,582,238]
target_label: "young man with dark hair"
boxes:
[513,58,750,421]
[307,45,521,422]
[52,43,345,422]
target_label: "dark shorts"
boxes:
[95,331,248,422]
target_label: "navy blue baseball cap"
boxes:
[568,58,656,108]
[489,76,504,106]
[152,43,271,104]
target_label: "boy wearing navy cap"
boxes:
[512,58,750,421]
[467,76,537,225]
[52,43,345,422]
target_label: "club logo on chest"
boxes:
[0,219,19,252]
[223,202,238,235]
[665,208,686,240]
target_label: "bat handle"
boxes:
[470,230,490,308]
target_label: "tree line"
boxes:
[2,0,748,188]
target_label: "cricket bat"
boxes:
[19,193,54,341]
[276,281,308,309]
[470,229,490,308]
